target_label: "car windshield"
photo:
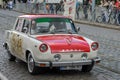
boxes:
[30,18,77,35]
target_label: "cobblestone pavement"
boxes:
[0,9,120,80]
[76,23,120,73]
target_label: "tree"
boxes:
[96,0,101,5]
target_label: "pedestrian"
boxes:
[76,0,80,19]
[8,0,13,10]
[35,2,40,13]
[13,0,16,7]
[50,4,54,14]
[27,0,32,12]
[2,0,7,9]
[55,3,60,14]
[115,0,120,25]
[46,4,50,14]
[60,0,64,11]
[89,0,92,13]
[100,0,109,23]
[31,0,39,14]
[83,0,89,19]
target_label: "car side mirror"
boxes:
[77,27,80,32]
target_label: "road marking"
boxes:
[0,72,8,80]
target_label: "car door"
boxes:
[10,17,24,59]
[19,19,30,60]
[10,18,31,60]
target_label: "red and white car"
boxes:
[3,14,100,74]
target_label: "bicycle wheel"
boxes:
[96,16,103,23]
[109,15,116,24]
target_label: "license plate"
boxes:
[60,66,82,70]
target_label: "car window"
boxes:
[15,18,24,32]
[30,18,77,35]
[21,19,29,33]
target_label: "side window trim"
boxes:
[21,19,30,33]
[15,18,24,32]
[13,18,19,30]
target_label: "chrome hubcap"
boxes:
[28,55,34,72]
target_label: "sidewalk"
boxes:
[75,20,120,30]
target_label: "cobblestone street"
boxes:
[76,23,120,73]
[0,9,120,80]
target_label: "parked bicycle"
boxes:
[113,9,120,25]
[96,9,115,24]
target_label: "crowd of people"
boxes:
[75,0,120,25]
[99,0,120,24]
[0,0,120,25]
[45,0,64,14]
[1,0,15,10]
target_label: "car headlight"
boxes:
[39,44,48,52]
[91,42,99,51]
[54,54,61,61]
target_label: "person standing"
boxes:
[76,0,80,19]
[100,0,109,23]
[60,0,64,11]
[8,0,13,10]
[27,0,31,12]
[83,0,89,19]
[50,4,54,14]
[31,0,39,14]
[46,4,50,14]
[115,0,120,25]
[55,3,60,14]
[89,0,92,13]
[2,0,7,9]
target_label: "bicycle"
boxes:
[113,9,120,25]
[96,8,115,24]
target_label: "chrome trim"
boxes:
[3,43,5,47]
[35,57,101,67]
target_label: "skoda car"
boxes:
[3,14,101,74]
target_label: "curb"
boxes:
[75,20,120,31]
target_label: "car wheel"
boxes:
[81,64,94,72]
[6,45,16,61]
[27,53,39,75]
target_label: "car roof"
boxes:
[19,14,71,19]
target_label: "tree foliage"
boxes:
[96,0,101,5]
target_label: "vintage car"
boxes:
[3,14,101,74]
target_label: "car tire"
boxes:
[27,53,40,75]
[6,45,16,61]
[81,64,94,72]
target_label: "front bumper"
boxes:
[35,57,101,67]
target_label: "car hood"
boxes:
[36,34,90,53]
